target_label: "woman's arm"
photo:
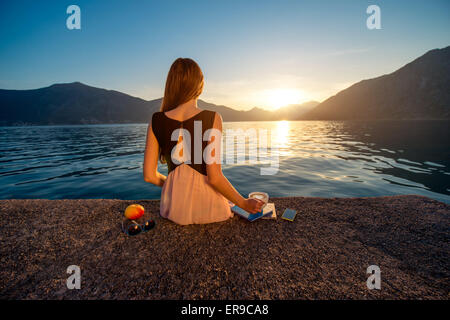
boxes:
[206,113,264,213]
[143,121,166,187]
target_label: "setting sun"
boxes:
[265,88,305,109]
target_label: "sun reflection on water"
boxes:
[272,120,290,156]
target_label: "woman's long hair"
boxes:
[160,58,204,112]
[158,58,204,162]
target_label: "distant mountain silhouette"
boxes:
[2,46,447,124]
[0,82,318,125]
[0,82,161,125]
[198,100,318,121]
[301,46,450,120]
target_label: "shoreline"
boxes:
[2,118,450,127]
[0,195,448,299]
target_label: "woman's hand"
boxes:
[241,198,265,214]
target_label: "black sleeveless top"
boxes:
[151,110,217,176]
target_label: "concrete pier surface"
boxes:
[0,195,448,299]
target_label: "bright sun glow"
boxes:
[266,88,305,109]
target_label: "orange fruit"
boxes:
[124,204,145,220]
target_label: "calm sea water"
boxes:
[0,121,449,203]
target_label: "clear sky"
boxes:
[0,0,449,110]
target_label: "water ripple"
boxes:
[0,121,449,203]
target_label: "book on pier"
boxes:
[231,202,276,222]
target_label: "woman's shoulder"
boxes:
[152,111,163,117]
[151,111,164,122]
[200,110,223,130]
[150,111,165,131]
[201,109,221,119]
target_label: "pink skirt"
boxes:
[160,164,233,225]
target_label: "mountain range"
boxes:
[0,82,318,125]
[0,46,448,125]
[301,46,450,120]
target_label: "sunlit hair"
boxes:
[157,58,204,162]
[160,58,204,112]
